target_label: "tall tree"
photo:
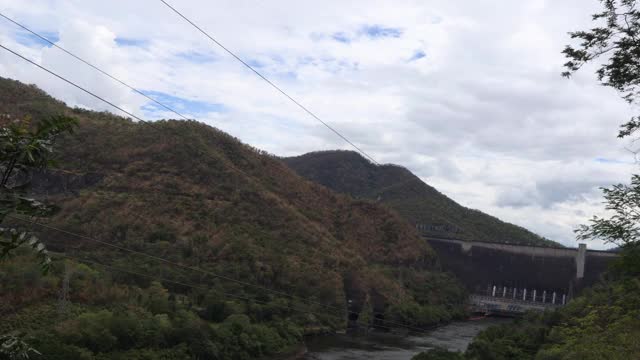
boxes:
[566,0,640,274]
[563,0,640,138]
[0,115,76,272]
[0,115,76,360]
[576,175,640,247]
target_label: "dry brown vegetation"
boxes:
[0,77,466,338]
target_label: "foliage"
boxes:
[548,4,640,358]
[562,0,640,139]
[576,174,640,247]
[0,115,77,185]
[0,332,41,360]
[0,114,77,271]
[376,267,467,328]
[384,302,452,328]
[0,228,50,274]
[1,113,77,359]
[610,241,640,275]
[575,174,640,276]
[464,315,552,360]
[2,255,304,360]
[143,281,170,315]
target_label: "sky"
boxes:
[0,0,636,249]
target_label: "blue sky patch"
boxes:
[332,32,351,43]
[15,30,59,48]
[115,37,148,47]
[176,51,217,64]
[297,56,315,66]
[141,90,226,118]
[594,157,632,164]
[247,55,286,71]
[314,26,401,44]
[278,70,297,81]
[247,58,265,68]
[409,50,426,61]
[360,25,402,39]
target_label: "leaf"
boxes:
[0,229,52,274]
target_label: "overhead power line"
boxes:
[1,10,379,168]
[55,253,363,327]
[140,3,466,243]
[6,213,302,304]
[0,42,352,315]
[0,44,153,126]
[158,0,380,165]
[0,12,193,122]
[12,214,430,333]
[0,40,329,305]
[0,35,436,332]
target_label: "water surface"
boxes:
[303,318,511,360]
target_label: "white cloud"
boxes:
[0,0,636,249]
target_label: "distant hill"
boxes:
[0,76,467,350]
[284,150,560,247]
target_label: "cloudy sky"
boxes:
[0,0,636,248]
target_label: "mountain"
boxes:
[0,78,466,358]
[283,150,559,247]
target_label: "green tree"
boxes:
[0,115,77,271]
[562,0,640,138]
[0,332,41,360]
[577,175,640,248]
[1,116,77,359]
[144,281,170,314]
[564,0,640,275]
[576,175,640,275]
[57,310,117,353]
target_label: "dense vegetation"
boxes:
[284,151,558,246]
[2,252,306,359]
[0,77,467,359]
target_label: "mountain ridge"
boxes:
[283,150,560,247]
[1,76,467,351]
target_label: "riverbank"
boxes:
[264,344,308,360]
[300,318,511,360]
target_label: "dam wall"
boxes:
[425,237,617,295]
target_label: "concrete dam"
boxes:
[424,237,618,315]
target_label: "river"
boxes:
[302,318,511,360]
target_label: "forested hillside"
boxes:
[0,77,466,359]
[284,150,559,246]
